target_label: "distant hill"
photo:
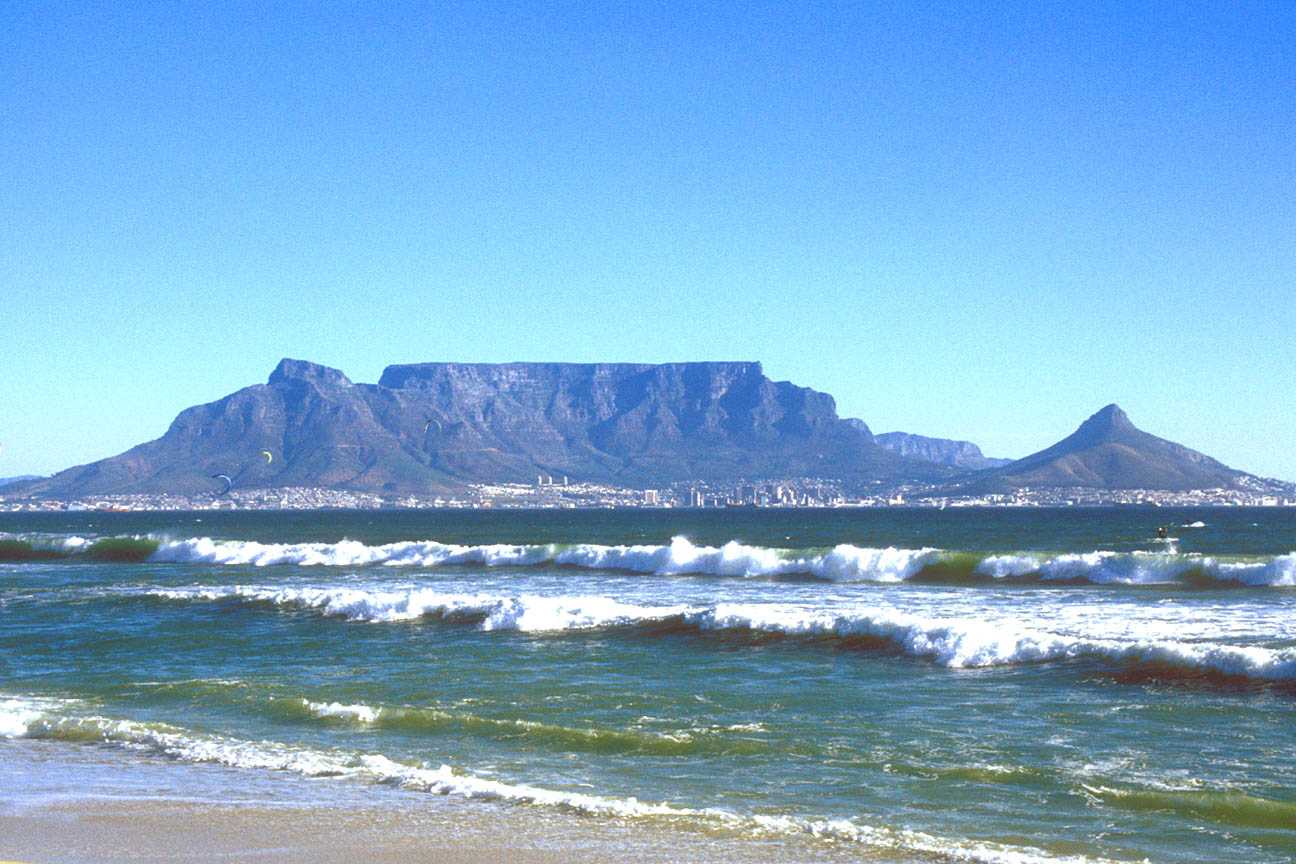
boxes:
[21,359,945,497]
[960,404,1255,492]
[0,475,42,489]
[873,431,1011,470]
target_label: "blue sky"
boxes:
[3,1,1294,479]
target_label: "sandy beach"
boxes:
[1,797,885,864]
[0,741,868,864]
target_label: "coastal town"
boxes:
[3,474,1293,513]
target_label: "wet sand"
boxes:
[0,742,874,864]
[0,797,885,864]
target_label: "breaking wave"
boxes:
[290,699,776,757]
[143,536,1296,587]
[148,535,941,582]
[150,586,1296,684]
[0,695,1118,863]
[0,534,158,562]
[8,531,1294,587]
[1081,783,1296,832]
[970,550,1296,587]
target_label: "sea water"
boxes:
[2,507,1294,862]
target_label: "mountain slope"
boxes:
[963,404,1249,491]
[874,431,1010,470]
[22,359,944,497]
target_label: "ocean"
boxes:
[2,507,1294,862]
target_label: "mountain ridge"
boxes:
[19,359,945,497]
[873,431,1011,470]
[9,365,1283,500]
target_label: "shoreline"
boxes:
[0,741,873,864]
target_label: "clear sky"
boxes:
[3,1,1294,480]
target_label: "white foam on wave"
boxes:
[150,537,555,568]
[155,585,690,631]
[147,536,938,582]
[687,603,1296,680]
[975,554,1043,579]
[556,538,939,582]
[1039,552,1194,584]
[142,536,1296,587]
[1213,554,1296,587]
[151,587,1296,682]
[303,700,381,724]
[1038,551,1296,587]
[0,695,1114,864]
[0,695,76,737]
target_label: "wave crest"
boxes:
[8,530,1294,587]
[143,536,1296,587]
[149,535,939,582]
[150,587,1296,684]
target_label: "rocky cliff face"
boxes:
[26,359,942,496]
[874,431,1010,470]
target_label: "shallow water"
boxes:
[3,507,1294,863]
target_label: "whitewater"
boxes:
[146,583,1296,682]
[10,530,1295,586]
[146,534,1296,585]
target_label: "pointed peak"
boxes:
[1091,403,1132,425]
[1071,403,1136,442]
[268,358,351,387]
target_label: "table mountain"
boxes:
[22,359,944,497]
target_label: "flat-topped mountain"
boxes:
[962,404,1253,492]
[874,431,1010,470]
[14,369,1283,500]
[21,359,942,497]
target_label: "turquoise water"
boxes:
[3,507,1295,862]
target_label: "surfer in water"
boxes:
[1156,525,1169,541]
